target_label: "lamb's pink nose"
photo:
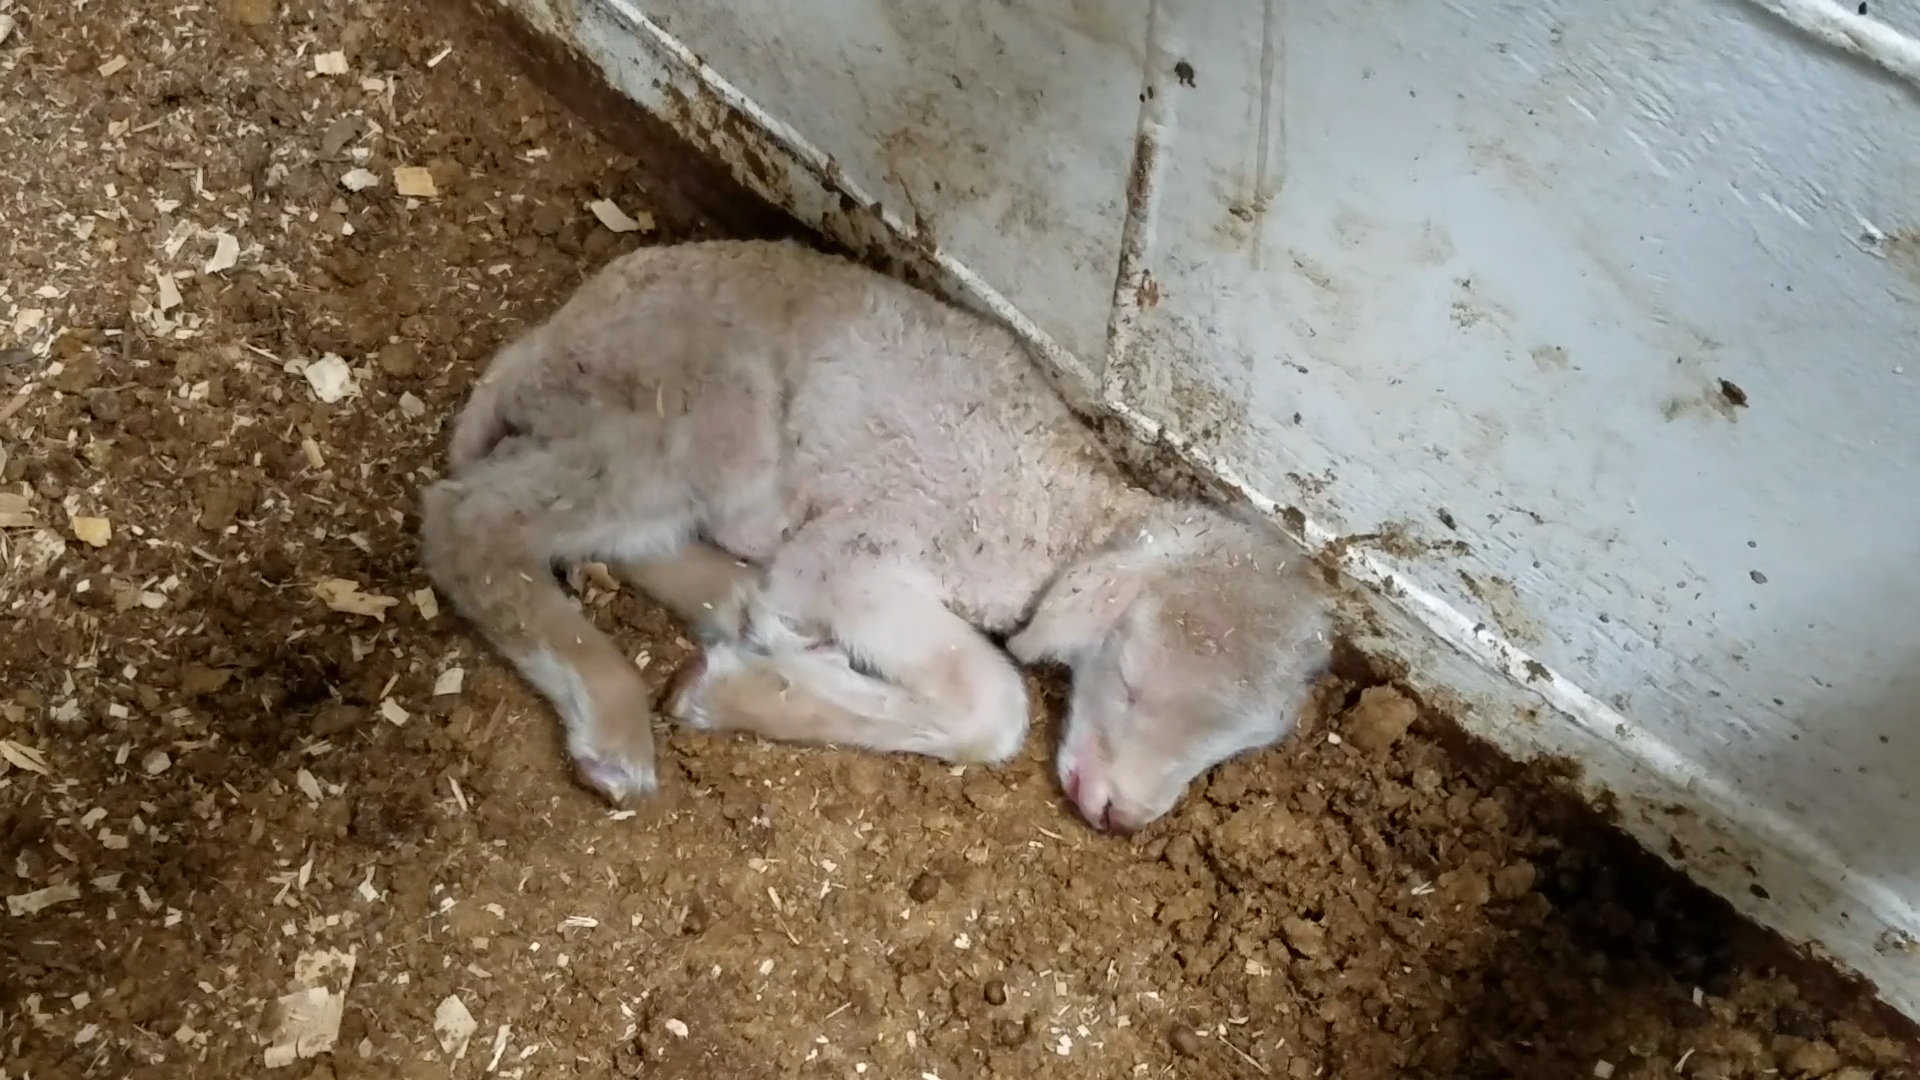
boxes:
[1064,762,1133,834]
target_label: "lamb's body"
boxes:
[421,239,1332,831]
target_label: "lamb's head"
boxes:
[1008,508,1333,834]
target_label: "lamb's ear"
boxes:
[1008,547,1154,665]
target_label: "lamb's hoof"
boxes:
[662,651,710,725]
[572,752,658,806]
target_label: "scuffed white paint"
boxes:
[1121,2,1920,1022]
[1741,0,1920,86]
[488,0,1920,1019]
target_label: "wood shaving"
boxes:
[311,578,399,620]
[393,166,439,198]
[7,882,81,917]
[301,354,357,403]
[435,995,477,1058]
[204,231,240,274]
[70,515,111,548]
[486,1023,511,1072]
[155,271,183,313]
[433,667,465,696]
[0,739,51,775]
[587,199,652,234]
[0,490,35,528]
[262,948,357,1067]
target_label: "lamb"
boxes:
[418,238,1334,833]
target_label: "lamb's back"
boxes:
[757,246,1140,622]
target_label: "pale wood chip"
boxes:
[0,740,52,775]
[204,231,241,274]
[435,995,477,1058]
[155,271,183,313]
[392,166,438,198]
[311,578,399,620]
[262,948,356,1067]
[587,199,652,234]
[70,515,111,547]
[7,882,81,917]
[0,490,34,528]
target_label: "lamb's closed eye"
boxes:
[1049,522,1334,834]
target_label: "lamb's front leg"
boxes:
[667,565,1030,764]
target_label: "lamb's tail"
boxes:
[446,376,514,473]
[446,329,548,473]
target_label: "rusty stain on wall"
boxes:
[1885,226,1920,291]
[647,74,949,301]
[1207,0,1287,254]
[1163,336,1252,458]
[868,2,1058,245]
[1464,408,1509,465]
[1530,344,1572,372]
[1334,520,1474,563]
[1102,0,1169,400]
[1459,571,1547,647]
[1661,380,1748,423]
[1053,0,1150,65]
[1449,277,1516,335]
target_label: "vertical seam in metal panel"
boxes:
[1249,0,1283,270]
[1101,0,1171,409]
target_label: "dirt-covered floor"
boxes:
[1,2,1914,1078]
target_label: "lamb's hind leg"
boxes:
[420,439,697,804]
[669,565,1030,765]
[602,543,763,645]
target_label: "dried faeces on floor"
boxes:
[0,1,1913,1078]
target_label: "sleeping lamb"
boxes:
[418,239,1333,833]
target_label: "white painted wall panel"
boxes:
[491,0,1920,1017]
[647,0,1150,364]
[1134,0,1920,901]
